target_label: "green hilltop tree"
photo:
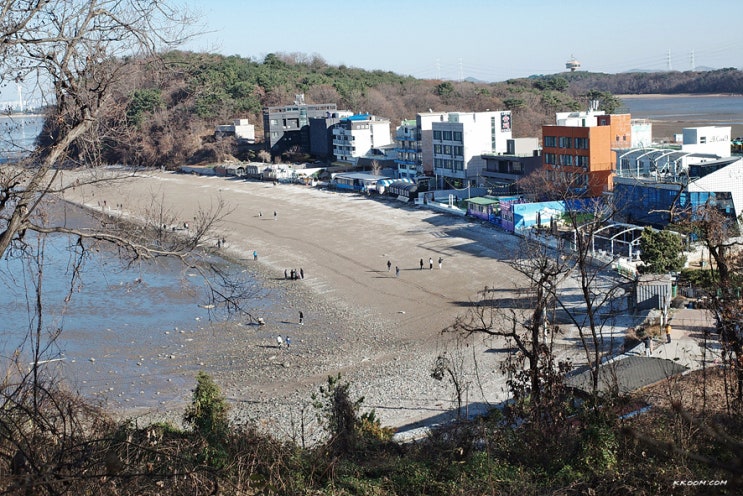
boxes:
[585,89,623,114]
[638,227,687,274]
[184,371,230,440]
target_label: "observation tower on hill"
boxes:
[565,55,581,72]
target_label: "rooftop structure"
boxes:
[613,156,743,227]
[565,55,581,72]
[263,94,338,158]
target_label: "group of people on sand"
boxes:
[276,335,291,349]
[274,311,304,349]
[285,268,304,280]
[387,256,443,277]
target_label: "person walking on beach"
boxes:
[285,336,291,348]
[395,265,400,277]
[419,258,424,270]
[429,257,433,270]
[438,257,443,269]
[276,335,283,348]
[253,250,258,261]
[273,210,277,220]
[387,260,392,272]
[259,211,262,218]
[299,311,304,325]
[284,269,288,279]
[300,268,304,279]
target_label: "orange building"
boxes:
[542,112,631,197]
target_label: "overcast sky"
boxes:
[183,0,742,81]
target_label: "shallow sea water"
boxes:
[0,202,279,412]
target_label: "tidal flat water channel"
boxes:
[0,199,280,415]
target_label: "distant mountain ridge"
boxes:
[558,68,743,95]
[623,66,717,74]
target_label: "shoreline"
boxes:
[617,93,743,99]
[57,169,526,435]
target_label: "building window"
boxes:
[443,131,453,140]
[576,155,589,167]
[558,137,572,148]
[453,131,462,142]
[433,130,442,140]
[544,153,556,165]
[560,154,573,166]
[574,137,588,149]
[443,145,452,155]
[434,144,442,154]
[454,160,464,171]
[454,146,463,157]
[544,136,557,147]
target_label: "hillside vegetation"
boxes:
[45,51,743,168]
[562,67,743,96]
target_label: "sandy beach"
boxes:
[59,170,530,436]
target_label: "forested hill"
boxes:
[560,67,743,95]
[64,51,742,167]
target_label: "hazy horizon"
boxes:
[184,0,742,82]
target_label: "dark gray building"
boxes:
[480,138,542,194]
[262,95,337,158]
[309,111,352,161]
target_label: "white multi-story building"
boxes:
[333,114,392,164]
[394,111,451,181]
[432,110,512,189]
[682,126,731,157]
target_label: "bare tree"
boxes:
[257,149,271,163]
[1,0,194,257]
[682,204,743,404]
[0,3,266,491]
[446,239,570,418]
[430,334,476,418]
[519,168,632,397]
